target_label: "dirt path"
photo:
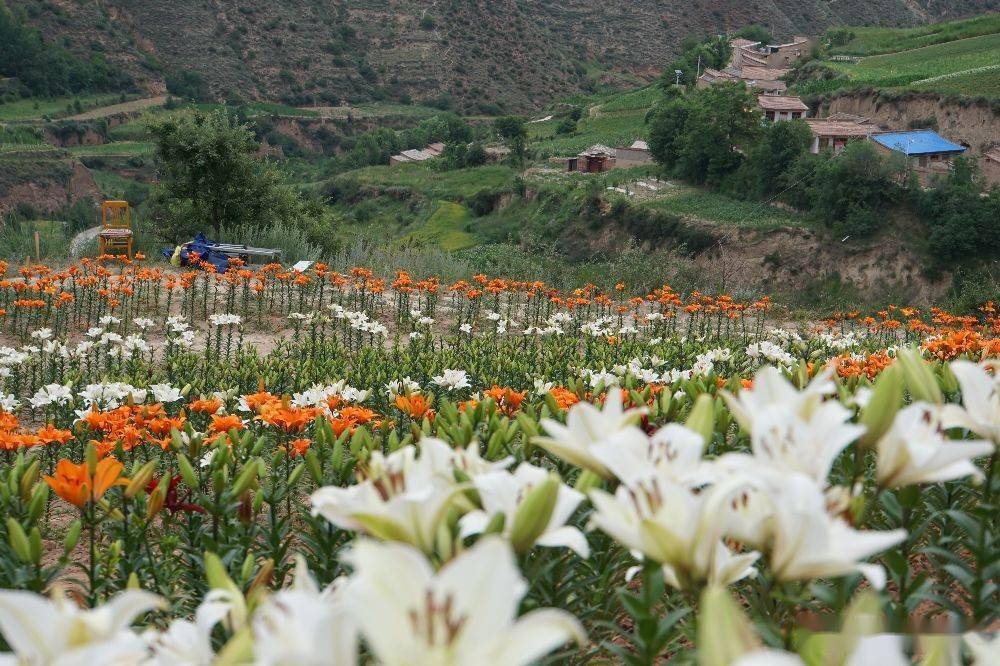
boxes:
[67,96,167,121]
[69,226,101,258]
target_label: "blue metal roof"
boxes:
[873,130,966,156]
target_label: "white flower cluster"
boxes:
[330,304,388,336]
[745,340,795,367]
[208,313,243,327]
[289,382,370,410]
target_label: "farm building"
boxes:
[757,95,809,121]
[389,142,445,166]
[697,66,787,93]
[566,145,617,173]
[806,115,882,154]
[730,36,815,69]
[872,130,967,186]
[614,140,653,167]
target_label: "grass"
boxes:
[399,201,476,251]
[598,86,663,113]
[67,142,155,157]
[640,186,805,230]
[827,14,1000,56]
[0,93,134,121]
[91,169,152,200]
[346,164,517,199]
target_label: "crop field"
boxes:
[827,14,1000,56]
[825,33,1000,92]
[0,94,135,121]
[0,255,993,663]
[639,187,805,230]
[532,110,651,157]
[345,163,517,199]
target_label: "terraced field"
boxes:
[826,33,1000,91]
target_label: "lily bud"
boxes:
[64,520,82,554]
[146,487,165,520]
[27,483,48,524]
[509,474,559,554]
[127,572,141,589]
[697,586,760,666]
[177,454,199,491]
[28,527,41,565]
[124,460,157,499]
[85,442,98,476]
[898,347,942,404]
[304,450,323,484]
[6,518,32,564]
[685,394,715,449]
[230,459,262,497]
[859,365,903,448]
[19,459,39,501]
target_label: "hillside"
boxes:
[18,0,995,113]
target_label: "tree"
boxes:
[493,116,527,166]
[555,117,577,135]
[148,110,316,241]
[661,35,731,87]
[735,25,772,45]
[646,95,692,170]
[732,119,812,198]
[165,70,210,101]
[918,158,1000,264]
[673,84,762,185]
[809,141,897,237]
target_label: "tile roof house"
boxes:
[566,145,617,173]
[615,139,653,166]
[757,95,809,121]
[806,116,881,153]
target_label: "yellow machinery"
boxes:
[98,200,133,257]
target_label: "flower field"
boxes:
[0,255,996,664]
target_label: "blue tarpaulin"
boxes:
[160,234,232,273]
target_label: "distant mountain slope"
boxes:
[25,0,995,112]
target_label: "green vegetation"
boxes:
[0,93,130,120]
[344,164,516,200]
[826,14,1000,56]
[399,201,477,251]
[824,33,1000,89]
[0,3,130,97]
[532,110,650,157]
[641,188,802,230]
[68,142,155,157]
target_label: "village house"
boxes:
[872,130,967,186]
[757,95,809,121]
[389,142,445,166]
[805,115,881,154]
[698,65,788,93]
[614,140,653,167]
[730,36,815,69]
[565,145,617,173]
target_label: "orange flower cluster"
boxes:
[832,352,895,380]
[483,386,527,416]
[80,404,186,454]
[395,394,434,420]
[923,330,1000,361]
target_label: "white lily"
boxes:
[964,631,1000,665]
[311,442,463,553]
[590,423,709,486]
[343,537,585,665]
[767,474,905,589]
[588,471,760,590]
[942,359,1000,444]
[724,367,864,485]
[146,590,233,665]
[537,390,646,477]
[876,402,993,488]
[252,555,356,665]
[0,588,162,665]
[459,463,589,558]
